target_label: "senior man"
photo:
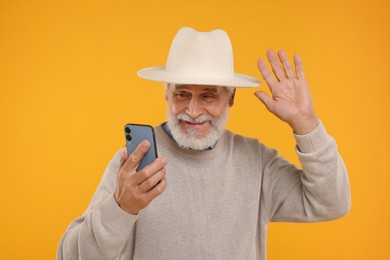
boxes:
[57,27,351,260]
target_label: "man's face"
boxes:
[165,84,235,150]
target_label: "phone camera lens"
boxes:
[126,135,132,141]
[125,127,131,134]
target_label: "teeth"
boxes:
[185,121,204,124]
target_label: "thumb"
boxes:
[254,91,274,111]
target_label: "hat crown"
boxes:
[165,27,234,79]
[136,26,259,88]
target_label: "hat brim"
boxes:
[137,66,260,88]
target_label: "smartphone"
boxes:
[124,123,158,171]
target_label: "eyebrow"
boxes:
[175,85,220,93]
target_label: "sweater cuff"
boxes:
[99,193,138,232]
[293,121,329,153]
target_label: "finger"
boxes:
[138,168,166,193]
[122,140,150,173]
[266,49,286,81]
[254,91,274,112]
[134,157,167,185]
[146,177,167,201]
[293,54,306,80]
[120,146,128,167]
[278,50,295,78]
[257,58,278,92]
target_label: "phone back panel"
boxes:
[124,124,158,171]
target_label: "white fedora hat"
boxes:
[137,27,260,88]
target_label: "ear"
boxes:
[165,83,172,102]
[164,84,169,102]
[228,88,236,107]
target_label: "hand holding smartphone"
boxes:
[117,123,166,214]
[124,123,158,171]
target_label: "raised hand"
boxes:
[255,49,319,134]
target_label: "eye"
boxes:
[174,91,191,100]
[202,93,217,101]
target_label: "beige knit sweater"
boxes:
[57,122,351,260]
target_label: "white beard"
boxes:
[167,108,229,151]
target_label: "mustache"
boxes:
[176,113,213,124]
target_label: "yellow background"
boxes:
[0,0,389,259]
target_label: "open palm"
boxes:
[255,49,318,134]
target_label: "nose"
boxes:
[186,97,203,118]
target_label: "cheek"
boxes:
[205,103,228,118]
[168,100,186,115]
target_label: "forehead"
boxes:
[172,84,225,93]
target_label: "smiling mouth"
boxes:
[181,120,209,127]
[185,121,205,125]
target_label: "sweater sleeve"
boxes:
[261,121,351,222]
[57,148,138,260]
